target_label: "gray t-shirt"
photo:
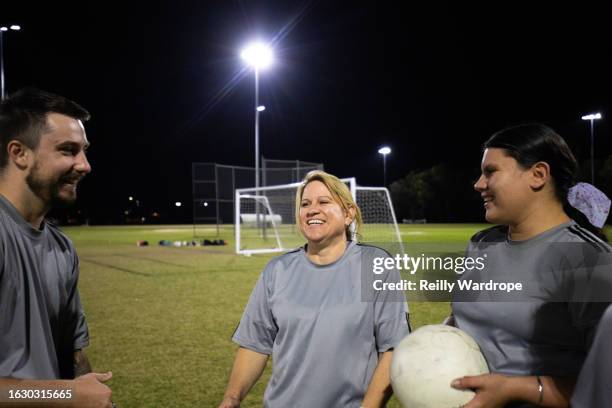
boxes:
[232,241,410,408]
[571,304,612,408]
[0,194,89,379]
[453,221,611,407]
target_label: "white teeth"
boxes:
[307,219,324,225]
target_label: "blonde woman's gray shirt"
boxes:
[233,241,409,408]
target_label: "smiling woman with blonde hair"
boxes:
[219,170,409,408]
[294,170,363,252]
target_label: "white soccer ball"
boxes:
[390,324,489,408]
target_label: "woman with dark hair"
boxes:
[450,124,611,407]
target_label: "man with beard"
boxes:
[0,89,114,407]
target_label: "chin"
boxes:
[304,234,326,245]
[51,193,78,208]
[484,211,500,224]
[485,211,511,226]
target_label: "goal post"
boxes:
[235,178,404,256]
[355,186,405,254]
[234,194,284,255]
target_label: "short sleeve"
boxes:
[68,256,89,350]
[566,245,612,331]
[232,269,278,355]
[373,261,410,352]
[0,231,4,280]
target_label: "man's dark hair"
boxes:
[0,88,90,169]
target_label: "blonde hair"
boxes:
[295,170,363,241]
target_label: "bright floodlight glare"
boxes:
[129,196,134,201]
[175,202,182,207]
[0,27,7,32]
[257,105,266,112]
[10,25,21,31]
[203,202,208,207]
[241,42,273,69]
[378,146,391,155]
[582,113,602,120]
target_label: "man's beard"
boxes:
[26,163,79,208]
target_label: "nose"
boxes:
[307,207,320,217]
[306,203,321,217]
[75,151,92,175]
[474,174,486,192]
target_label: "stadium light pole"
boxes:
[378,146,391,186]
[0,24,21,101]
[240,42,273,192]
[581,112,602,185]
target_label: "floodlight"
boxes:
[240,42,273,70]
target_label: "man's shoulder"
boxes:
[44,220,77,254]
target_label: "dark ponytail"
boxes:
[485,123,606,240]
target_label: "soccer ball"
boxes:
[390,325,489,408]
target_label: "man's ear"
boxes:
[6,140,32,170]
[529,161,551,191]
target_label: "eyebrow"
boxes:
[56,141,90,149]
[302,195,333,201]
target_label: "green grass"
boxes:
[63,223,486,407]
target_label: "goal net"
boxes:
[235,178,404,255]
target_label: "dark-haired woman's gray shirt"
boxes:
[232,241,409,408]
[453,221,612,407]
[0,194,89,379]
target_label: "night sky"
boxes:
[2,1,611,223]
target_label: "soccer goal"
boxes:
[235,178,404,255]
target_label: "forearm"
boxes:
[505,375,574,408]
[74,350,92,377]
[361,351,394,408]
[223,347,269,402]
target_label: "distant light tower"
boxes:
[581,112,602,185]
[378,146,391,186]
[0,24,21,100]
[240,42,273,191]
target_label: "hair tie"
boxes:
[567,182,611,228]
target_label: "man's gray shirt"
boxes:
[232,241,409,408]
[0,194,89,379]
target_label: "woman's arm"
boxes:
[218,347,269,408]
[452,373,575,408]
[361,351,394,408]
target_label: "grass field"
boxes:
[63,223,487,407]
